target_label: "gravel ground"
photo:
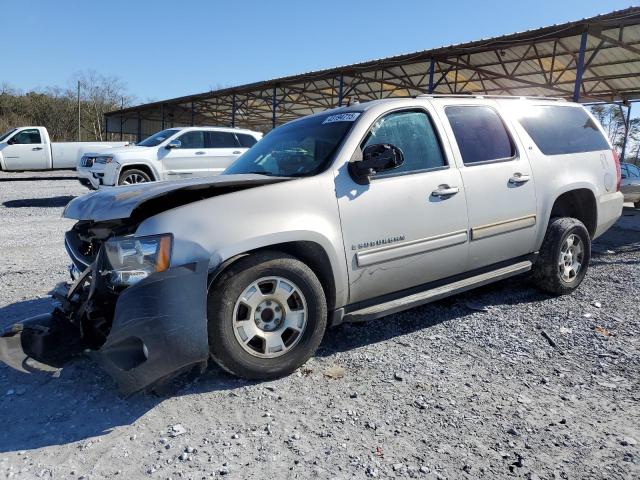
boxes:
[0,170,638,480]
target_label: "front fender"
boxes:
[115,160,161,181]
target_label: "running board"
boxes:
[343,260,532,322]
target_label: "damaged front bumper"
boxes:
[0,260,211,396]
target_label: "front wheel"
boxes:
[207,252,327,380]
[532,217,591,295]
[118,168,151,185]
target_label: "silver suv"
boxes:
[0,96,624,395]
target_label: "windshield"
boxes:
[224,113,360,177]
[137,128,180,147]
[0,128,17,142]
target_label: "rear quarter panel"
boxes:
[498,101,622,246]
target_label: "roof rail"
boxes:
[417,94,567,102]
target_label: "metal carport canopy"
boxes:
[106,6,640,140]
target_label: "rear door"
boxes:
[437,101,537,269]
[2,128,48,170]
[160,130,211,179]
[204,131,244,173]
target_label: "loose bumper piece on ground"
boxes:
[0,261,211,396]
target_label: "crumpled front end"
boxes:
[0,220,211,396]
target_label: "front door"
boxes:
[437,102,537,269]
[2,128,48,170]
[161,130,212,180]
[336,108,470,304]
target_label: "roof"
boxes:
[106,7,640,135]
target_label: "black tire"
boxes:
[118,168,151,185]
[532,217,591,295]
[635,201,640,209]
[207,251,327,380]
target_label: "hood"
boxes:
[64,174,292,222]
[96,145,150,156]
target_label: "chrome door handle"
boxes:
[32,147,43,151]
[232,150,242,155]
[432,185,459,197]
[509,173,531,184]
[195,151,206,155]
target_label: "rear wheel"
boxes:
[635,201,640,209]
[118,168,151,185]
[532,217,591,295]
[207,252,327,380]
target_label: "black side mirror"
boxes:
[7,138,15,145]
[349,143,404,184]
[165,139,181,150]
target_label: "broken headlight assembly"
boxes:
[104,234,172,287]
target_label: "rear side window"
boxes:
[206,131,239,148]
[362,110,446,177]
[445,106,515,165]
[12,129,42,144]
[236,133,258,148]
[517,106,610,155]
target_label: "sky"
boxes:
[1,0,635,104]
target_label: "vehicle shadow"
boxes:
[0,175,76,182]
[0,297,57,327]
[2,195,76,208]
[0,297,248,453]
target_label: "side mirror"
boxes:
[165,139,181,150]
[7,137,15,145]
[349,143,404,184]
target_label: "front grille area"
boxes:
[80,156,95,167]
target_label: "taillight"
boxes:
[612,149,621,191]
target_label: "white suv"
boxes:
[77,126,262,188]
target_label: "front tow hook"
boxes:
[0,312,82,374]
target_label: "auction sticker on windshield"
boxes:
[322,112,361,124]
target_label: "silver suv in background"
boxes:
[0,96,623,395]
[621,162,640,208]
[77,126,262,189]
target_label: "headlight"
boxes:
[104,234,172,286]
[95,155,115,164]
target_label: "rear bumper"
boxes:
[594,191,624,239]
[91,261,210,396]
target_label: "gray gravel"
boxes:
[0,170,639,480]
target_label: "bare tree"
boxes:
[0,71,133,141]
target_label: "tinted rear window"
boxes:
[445,105,515,165]
[517,106,609,155]
[206,131,239,148]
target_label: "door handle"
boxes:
[432,185,459,197]
[232,150,242,155]
[509,173,531,184]
[195,151,206,155]
[32,147,43,151]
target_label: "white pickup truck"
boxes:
[0,126,128,171]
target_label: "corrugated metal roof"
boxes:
[106,7,640,135]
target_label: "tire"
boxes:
[635,201,640,209]
[118,168,151,185]
[532,217,591,295]
[207,251,327,380]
